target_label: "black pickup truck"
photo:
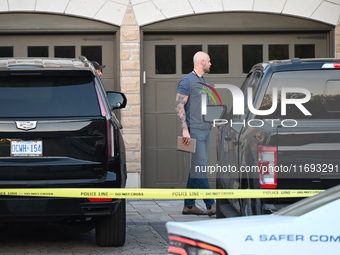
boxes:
[216,58,340,217]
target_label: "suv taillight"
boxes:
[107,122,115,157]
[257,146,277,189]
[96,84,115,157]
[168,235,227,255]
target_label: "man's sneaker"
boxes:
[182,206,207,215]
[207,204,216,216]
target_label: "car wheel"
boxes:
[95,199,126,247]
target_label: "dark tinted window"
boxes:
[243,45,263,74]
[0,73,100,117]
[240,71,262,117]
[0,46,13,57]
[28,46,48,57]
[81,46,102,66]
[182,45,202,74]
[256,70,340,119]
[155,45,176,74]
[295,44,315,58]
[208,45,229,74]
[269,45,289,60]
[55,46,76,58]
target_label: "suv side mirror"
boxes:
[107,92,127,110]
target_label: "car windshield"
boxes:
[0,71,101,118]
[275,185,340,216]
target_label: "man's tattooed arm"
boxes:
[175,93,191,145]
[175,93,189,131]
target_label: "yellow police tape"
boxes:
[0,188,324,199]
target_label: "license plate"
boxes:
[11,140,43,157]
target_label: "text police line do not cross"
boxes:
[201,84,312,127]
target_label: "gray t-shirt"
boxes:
[177,72,212,130]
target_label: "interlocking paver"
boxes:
[0,199,216,254]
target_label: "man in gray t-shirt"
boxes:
[177,72,212,130]
[175,51,216,216]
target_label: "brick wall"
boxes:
[120,5,141,178]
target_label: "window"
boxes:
[55,46,76,58]
[276,185,340,216]
[81,46,102,66]
[269,45,289,60]
[295,44,315,58]
[326,81,340,112]
[208,45,229,74]
[155,45,176,74]
[257,70,340,119]
[182,45,202,74]
[28,46,48,57]
[240,71,262,119]
[243,45,263,74]
[0,47,13,57]
[0,72,100,118]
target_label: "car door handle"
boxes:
[232,139,241,146]
[225,136,240,145]
[224,136,232,141]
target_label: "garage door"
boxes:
[0,34,116,91]
[142,32,328,188]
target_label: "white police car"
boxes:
[166,185,340,255]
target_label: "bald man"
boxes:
[175,51,216,216]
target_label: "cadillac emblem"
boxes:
[15,121,38,131]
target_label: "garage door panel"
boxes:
[178,151,190,187]
[143,148,157,187]
[144,114,157,148]
[156,114,177,148]
[157,150,179,184]
[145,149,189,187]
[144,81,156,113]
[156,81,178,113]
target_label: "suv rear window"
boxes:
[256,70,340,119]
[0,72,100,118]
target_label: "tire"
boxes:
[95,199,126,247]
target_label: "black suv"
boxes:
[0,57,127,246]
[216,58,340,217]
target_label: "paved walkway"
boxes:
[122,199,216,255]
[0,199,216,255]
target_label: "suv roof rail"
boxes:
[291,58,301,63]
[79,55,90,67]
